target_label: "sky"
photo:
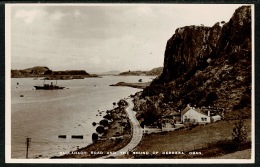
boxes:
[9,4,244,73]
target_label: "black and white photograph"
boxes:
[5,3,254,163]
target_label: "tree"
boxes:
[99,119,109,127]
[92,133,98,142]
[140,102,160,128]
[204,92,218,106]
[232,119,247,148]
[92,122,97,126]
[96,125,105,134]
[103,114,112,120]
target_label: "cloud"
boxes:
[50,11,67,21]
[14,9,47,24]
[11,5,244,72]
[14,8,67,24]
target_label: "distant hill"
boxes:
[100,70,121,75]
[146,67,163,76]
[119,67,163,76]
[23,66,50,74]
[11,66,96,79]
[11,66,50,78]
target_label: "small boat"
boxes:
[34,80,65,90]
[71,135,83,139]
[58,135,66,138]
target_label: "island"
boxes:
[11,66,100,80]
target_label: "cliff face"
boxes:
[159,24,222,82]
[138,6,251,120]
[157,6,251,84]
[216,6,251,62]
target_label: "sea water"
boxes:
[10,76,154,159]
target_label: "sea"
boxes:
[10,76,155,159]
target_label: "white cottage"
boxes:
[181,104,211,124]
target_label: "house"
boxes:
[181,104,223,124]
[181,104,211,124]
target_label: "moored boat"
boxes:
[34,81,65,90]
[71,135,83,139]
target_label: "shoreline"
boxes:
[109,82,150,89]
[51,95,251,159]
[52,98,135,159]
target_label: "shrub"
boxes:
[234,95,251,110]
[96,125,105,134]
[204,92,218,106]
[232,119,247,148]
[216,140,238,153]
[141,103,160,127]
[99,119,109,127]
[92,133,98,142]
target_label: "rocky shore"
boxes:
[52,99,133,159]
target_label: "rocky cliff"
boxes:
[136,5,252,121]
[158,23,222,82]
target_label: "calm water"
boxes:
[11,76,154,159]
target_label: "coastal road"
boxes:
[100,98,143,158]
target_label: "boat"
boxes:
[58,135,66,138]
[34,80,65,90]
[71,135,83,139]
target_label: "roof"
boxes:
[181,106,191,115]
[181,105,208,117]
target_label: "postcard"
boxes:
[5,3,255,164]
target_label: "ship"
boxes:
[34,80,65,90]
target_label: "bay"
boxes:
[11,76,154,159]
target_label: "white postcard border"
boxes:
[5,3,255,164]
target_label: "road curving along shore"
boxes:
[100,98,143,158]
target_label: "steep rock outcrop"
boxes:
[138,5,251,120]
[157,5,251,83]
[216,6,251,62]
[158,23,222,83]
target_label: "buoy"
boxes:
[20,95,24,97]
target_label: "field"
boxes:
[130,119,251,159]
